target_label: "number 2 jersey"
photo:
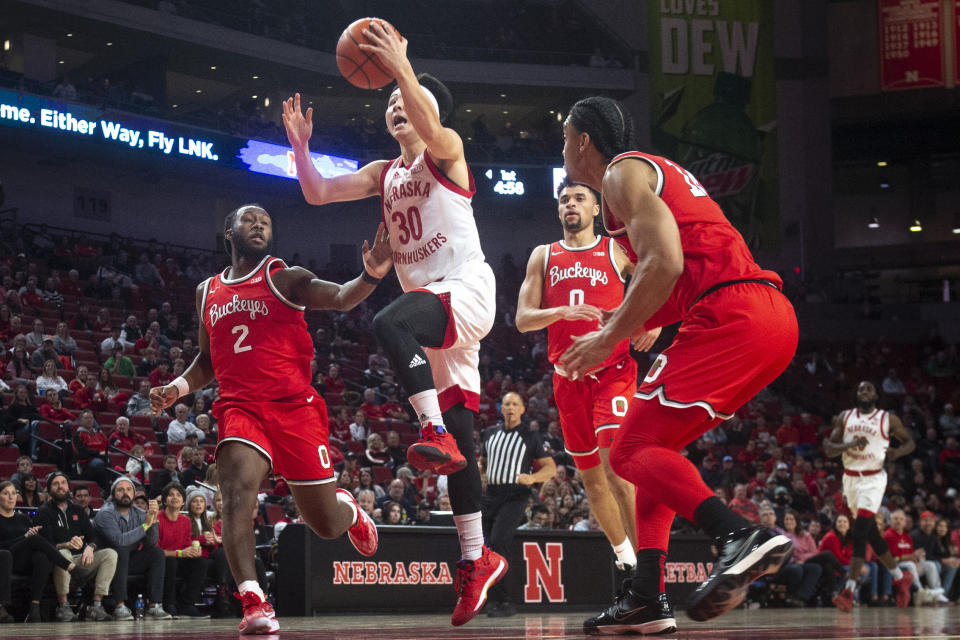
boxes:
[541,236,629,374]
[201,255,313,402]
[603,151,782,328]
[379,151,485,291]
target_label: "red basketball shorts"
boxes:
[213,389,335,484]
[554,356,638,470]
[619,283,798,452]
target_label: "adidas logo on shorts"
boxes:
[409,354,427,368]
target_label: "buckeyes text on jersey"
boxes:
[201,256,313,402]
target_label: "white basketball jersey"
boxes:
[379,152,484,291]
[841,408,889,472]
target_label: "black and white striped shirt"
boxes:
[481,421,548,488]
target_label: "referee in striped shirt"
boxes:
[480,392,556,617]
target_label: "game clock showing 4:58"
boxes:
[482,168,526,196]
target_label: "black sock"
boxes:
[694,497,751,540]
[631,549,666,600]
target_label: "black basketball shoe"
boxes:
[685,526,793,622]
[584,582,677,636]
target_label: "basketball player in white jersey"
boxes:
[516,179,661,577]
[824,380,915,611]
[281,22,503,626]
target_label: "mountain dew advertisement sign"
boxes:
[648,1,778,249]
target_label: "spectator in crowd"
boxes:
[125,444,153,486]
[103,343,136,379]
[194,413,214,441]
[358,388,384,421]
[138,347,160,377]
[119,315,143,349]
[181,446,209,488]
[100,326,123,354]
[779,510,843,603]
[384,430,407,468]
[19,472,45,507]
[912,510,956,602]
[519,505,551,529]
[5,345,36,385]
[72,484,94,520]
[36,471,117,622]
[148,359,174,389]
[72,373,108,413]
[934,518,959,600]
[73,409,110,488]
[3,384,40,459]
[92,309,112,334]
[324,363,346,394]
[167,403,205,443]
[52,321,77,357]
[376,479,416,520]
[728,483,761,524]
[759,506,821,605]
[150,454,180,498]
[940,404,959,435]
[68,365,89,394]
[25,318,46,350]
[8,455,33,490]
[29,338,61,370]
[356,488,377,520]
[363,432,391,468]
[39,387,76,424]
[349,409,368,442]
[127,380,154,416]
[109,416,145,451]
[818,513,878,604]
[356,468,385,500]
[882,369,906,400]
[156,482,210,618]
[380,501,405,525]
[885,509,946,603]
[93,477,170,620]
[35,359,69,396]
[329,407,351,445]
[380,388,408,422]
[0,480,76,622]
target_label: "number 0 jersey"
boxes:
[379,151,484,291]
[201,255,313,402]
[603,151,782,328]
[542,236,629,373]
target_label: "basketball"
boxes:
[336,17,400,90]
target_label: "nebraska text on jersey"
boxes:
[383,180,432,211]
[549,261,609,288]
[208,294,270,327]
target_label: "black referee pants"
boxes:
[482,488,528,604]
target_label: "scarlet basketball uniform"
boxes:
[840,408,889,514]
[542,237,636,469]
[379,152,495,412]
[602,151,797,426]
[202,256,334,483]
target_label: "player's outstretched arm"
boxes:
[886,414,915,461]
[282,92,387,205]
[515,245,604,333]
[359,22,462,161]
[560,161,683,379]
[281,223,393,312]
[150,283,216,415]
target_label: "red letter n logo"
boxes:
[523,542,565,603]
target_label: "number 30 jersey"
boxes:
[542,236,629,374]
[201,255,313,402]
[379,151,485,292]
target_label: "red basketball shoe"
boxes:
[336,488,378,556]
[451,546,508,626]
[893,571,914,608]
[236,591,279,635]
[407,423,466,475]
[832,588,854,612]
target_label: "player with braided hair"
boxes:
[282,22,504,626]
[560,96,798,633]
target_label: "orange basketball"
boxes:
[336,18,401,90]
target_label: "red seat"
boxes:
[265,504,284,525]
[373,465,395,486]
[0,448,20,463]
[347,441,364,456]
[0,462,16,478]
[70,480,102,498]
[129,415,153,428]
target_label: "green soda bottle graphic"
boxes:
[674,72,767,246]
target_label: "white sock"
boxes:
[335,489,359,526]
[891,566,903,581]
[613,537,636,569]
[409,389,444,430]
[845,579,858,592]
[453,512,483,561]
[238,580,264,600]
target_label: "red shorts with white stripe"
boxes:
[624,283,798,450]
[213,389,335,484]
[554,356,637,470]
